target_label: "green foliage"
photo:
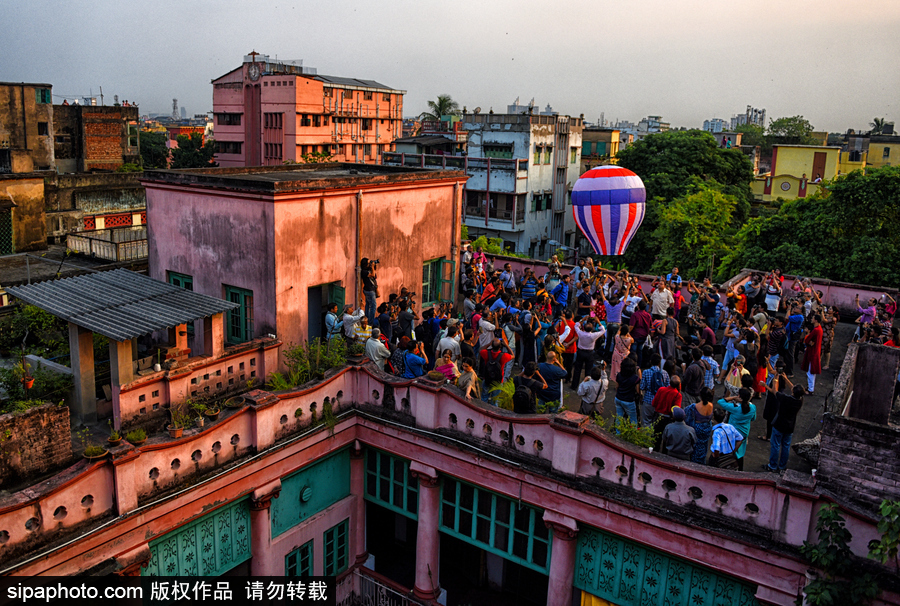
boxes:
[115,162,143,173]
[125,428,147,443]
[299,151,334,164]
[652,185,738,280]
[537,400,559,414]
[869,500,900,570]
[613,130,753,273]
[348,342,366,356]
[768,115,818,145]
[798,504,880,606]
[593,414,657,448]
[721,166,900,286]
[0,364,74,410]
[170,134,217,169]
[419,94,460,122]
[281,338,347,388]
[321,399,337,435]
[487,379,515,410]
[469,235,505,255]
[460,224,468,241]
[168,403,192,429]
[734,123,771,156]
[870,118,887,136]
[140,131,169,169]
[108,420,120,441]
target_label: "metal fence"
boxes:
[67,226,148,262]
[336,569,426,606]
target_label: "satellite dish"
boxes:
[473,107,481,114]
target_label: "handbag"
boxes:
[710,426,739,470]
[643,334,654,349]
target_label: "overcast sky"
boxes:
[2,0,897,132]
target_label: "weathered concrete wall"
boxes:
[53,105,140,173]
[0,403,71,487]
[818,413,900,513]
[43,172,145,242]
[0,174,47,252]
[0,83,54,173]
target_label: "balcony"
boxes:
[66,226,147,262]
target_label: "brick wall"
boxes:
[0,404,71,488]
[818,413,900,512]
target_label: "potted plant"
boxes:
[108,420,122,447]
[205,405,221,421]
[126,428,147,446]
[14,359,34,390]
[80,428,108,460]
[347,342,366,364]
[426,370,447,383]
[153,349,162,373]
[167,405,189,438]
[225,396,244,409]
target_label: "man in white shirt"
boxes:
[571,318,606,389]
[437,324,462,361]
[650,281,674,320]
[365,329,391,371]
[342,305,365,340]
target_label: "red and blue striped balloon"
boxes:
[572,166,646,256]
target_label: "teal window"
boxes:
[35,89,51,104]
[582,141,593,155]
[543,146,553,164]
[365,449,419,519]
[484,144,513,159]
[168,272,195,334]
[440,477,550,573]
[423,258,454,306]
[224,285,253,344]
[286,540,313,577]
[596,142,607,156]
[323,519,349,576]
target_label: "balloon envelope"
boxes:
[572,166,646,256]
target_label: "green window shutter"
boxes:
[531,195,537,212]
[533,146,541,165]
[144,498,251,576]
[329,283,345,310]
[365,449,419,519]
[286,540,314,576]
[323,519,349,576]
[574,525,760,606]
[597,142,607,156]
[583,141,592,155]
[168,272,195,334]
[439,477,550,573]
[224,285,254,344]
[440,258,456,302]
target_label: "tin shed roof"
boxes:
[5,269,238,342]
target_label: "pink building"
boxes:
[140,163,466,350]
[212,53,404,167]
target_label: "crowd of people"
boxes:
[347,247,894,473]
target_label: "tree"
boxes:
[140,131,169,169]
[610,130,754,272]
[651,185,739,280]
[870,117,887,135]
[418,94,460,122]
[768,115,818,144]
[721,165,900,286]
[734,123,771,155]
[170,134,217,169]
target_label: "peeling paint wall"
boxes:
[0,83,55,173]
[0,175,47,252]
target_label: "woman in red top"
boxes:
[801,314,823,394]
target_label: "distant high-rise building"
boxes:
[180,106,187,119]
[703,118,728,133]
[730,105,766,130]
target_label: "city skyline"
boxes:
[1,0,898,133]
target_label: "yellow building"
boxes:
[752,144,839,202]
[866,135,900,169]
[580,127,621,172]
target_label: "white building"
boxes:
[730,105,766,130]
[703,118,728,133]
[382,113,584,259]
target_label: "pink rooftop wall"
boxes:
[0,365,897,605]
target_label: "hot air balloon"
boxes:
[571,166,646,256]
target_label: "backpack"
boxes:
[648,367,666,397]
[512,377,534,414]
[480,351,504,385]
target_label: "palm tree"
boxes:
[870,117,886,135]
[419,94,460,122]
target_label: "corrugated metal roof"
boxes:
[5,269,239,342]
[313,74,402,92]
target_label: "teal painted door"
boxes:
[224,285,253,344]
[574,527,759,606]
[144,498,251,576]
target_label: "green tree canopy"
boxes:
[608,130,754,273]
[170,134,217,169]
[419,94,460,122]
[870,117,887,135]
[139,131,169,169]
[768,115,818,144]
[721,165,900,286]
